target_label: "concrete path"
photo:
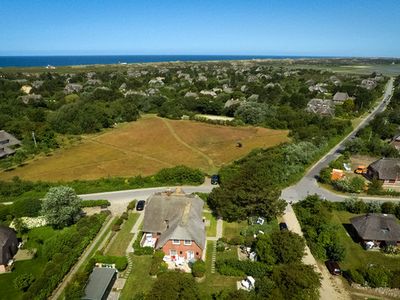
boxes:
[283,204,350,300]
[216,218,223,239]
[51,216,114,300]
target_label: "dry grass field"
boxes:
[0,116,289,182]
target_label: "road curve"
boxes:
[281,78,399,203]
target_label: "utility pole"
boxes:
[32,131,37,148]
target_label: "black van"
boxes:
[211,174,220,185]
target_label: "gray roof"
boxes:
[83,267,117,300]
[333,92,349,103]
[351,214,400,242]
[142,189,205,249]
[306,99,334,116]
[368,158,400,180]
[0,131,21,158]
[0,226,18,265]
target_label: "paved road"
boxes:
[281,78,398,203]
[79,181,215,213]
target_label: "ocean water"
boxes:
[0,55,311,68]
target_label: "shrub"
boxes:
[192,260,206,277]
[127,200,137,210]
[93,254,128,271]
[121,212,128,220]
[112,224,121,231]
[216,259,271,277]
[154,165,204,185]
[80,200,110,208]
[216,239,226,252]
[11,198,42,218]
[227,236,244,245]
[149,250,165,276]
[14,273,35,291]
[365,265,391,288]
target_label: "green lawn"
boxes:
[222,220,247,240]
[106,213,139,256]
[0,226,59,300]
[197,241,239,299]
[119,255,155,300]
[204,212,217,237]
[331,210,400,271]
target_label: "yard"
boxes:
[0,116,289,181]
[0,226,58,300]
[106,213,139,256]
[331,210,400,272]
[222,220,248,240]
[204,212,217,237]
[119,255,155,300]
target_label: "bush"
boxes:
[14,273,35,291]
[154,165,204,185]
[11,198,42,217]
[227,236,244,245]
[93,254,128,271]
[112,224,121,231]
[216,259,271,277]
[365,265,391,288]
[149,250,165,276]
[127,200,137,210]
[121,212,128,220]
[80,200,110,208]
[347,269,365,284]
[132,232,154,255]
[192,260,206,277]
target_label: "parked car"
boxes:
[279,222,288,231]
[136,200,146,211]
[211,174,220,185]
[325,260,341,275]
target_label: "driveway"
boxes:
[283,204,350,300]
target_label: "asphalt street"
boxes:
[281,78,397,203]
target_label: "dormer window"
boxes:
[172,239,180,245]
[184,240,192,246]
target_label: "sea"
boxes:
[0,55,313,68]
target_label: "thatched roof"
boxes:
[351,213,400,242]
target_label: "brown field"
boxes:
[0,116,289,182]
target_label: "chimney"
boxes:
[165,220,169,229]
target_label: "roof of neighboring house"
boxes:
[306,99,334,116]
[83,267,117,300]
[0,226,18,265]
[0,131,21,158]
[350,214,400,242]
[142,189,205,250]
[333,92,349,102]
[368,158,400,180]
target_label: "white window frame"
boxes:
[170,250,177,256]
[172,239,180,245]
[184,240,192,246]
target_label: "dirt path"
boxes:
[160,118,215,169]
[51,216,114,300]
[283,204,350,300]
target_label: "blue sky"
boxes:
[0,0,399,57]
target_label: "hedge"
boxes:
[216,259,271,277]
[80,200,111,208]
[93,254,128,271]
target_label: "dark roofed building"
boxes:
[0,130,21,159]
[83,267,117,300]
[350,214,400,247]
[367,158,400,184]
[142,188,205,261]
[0,226,18,273]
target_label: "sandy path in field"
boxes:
[161,118,215,169]
[283,204,350,300]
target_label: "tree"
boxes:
[272,264,320,300]
[192,260,206,278]
[14,273,35,291]
[41,186,81,228]
[146,272,200,300]
[326,241,346,262]
[270,231,305,264]
[11,198,42,217]
[255,234,277,265]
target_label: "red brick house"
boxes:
[141,188,205,261]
